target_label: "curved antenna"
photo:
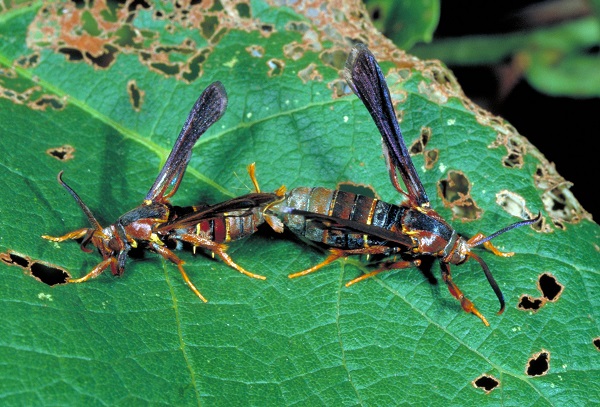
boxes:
[57,171,103,232]
[470,213,541,248]
[469,252,505,315]
[146,81,228,202]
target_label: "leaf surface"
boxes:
[0,2,598,406]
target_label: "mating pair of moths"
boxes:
[43,44,537,326]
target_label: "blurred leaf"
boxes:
[412,17,600,97]
[0,1,598,406]
[363,0,440,49]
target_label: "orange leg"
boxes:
[345,259,420,287]
[288,248,346,279]
[288,246,393,279]
[177,233,266,280]
[468,233,514,257]
[246,163,261,193]
[42,228,90,242]
[441,265,489,326]
[153,243,208,303]
[68,257,113,283]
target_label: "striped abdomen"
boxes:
[192,208,265,244]
[277,187,407,250]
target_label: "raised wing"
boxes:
[146,81,228,203]
[345,44,429,207]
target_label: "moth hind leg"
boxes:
[177,233,266,280]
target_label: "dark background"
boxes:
[434,1,598,220]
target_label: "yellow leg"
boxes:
[288,249,345,279]
[42,228,89,242]
[468,233,514,257]
[345,259,420,287]
[178,233,266,280]
[153,243,208,302]
[288,246,394,279]
[68,257,112,283]
[247,163,261,193]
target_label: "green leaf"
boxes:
[411,17,600,97]
[1,1,598,405]
[363,0,440,49]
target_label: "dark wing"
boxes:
[345,44,429,207]
[146,82,228,203]
[157,193,279,232]
[282,208,413,247]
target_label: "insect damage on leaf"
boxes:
[518,272,563,313]
[472,374,500,394]
[245,45,265,58]
[488,132,526,169]
[495,189,542,229]
[298,63,322,83]
[266,58,285,77]
[15,52,40,69]
[526,350,550,377]
[518,295,544,312]
[409,127,438,169]
[538,272,563,301]
[46,145,75,161]
[534,164,590,226]
[409,126,430,154]
[127,80,144,112]
[1,65,66,111]
[329,79,352,98]
[27,1,277,83]
[0,251,70,286]
[594,338,600,351]
[437,170,482,220]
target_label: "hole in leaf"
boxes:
[329,79,351,98]
[151,62,180,76]
[409,127,431,155]
[31,96,65,111]
[594,337,600,351]
[15,53,40,68]
[488,133,525,169]
[472,374,499,394]
[437,171,481,220]
[496,190,532,220]
[1,252,30,268]
[85,44,117,69]
[526,350,550,377]
[298,63,322,83]
[518,295,544,311]
[267,58,284,77]
[261,24,273,33]
[1,251,70,286]
[538,272,563,301]
[59,47,84,61]
[200,15,218,38]
[30,262,70,286]
[127,80,144,112]
[424,149,439,169]
[246,45,264,58]
[46,145,75,161]
[320,49,347,70]
[235,3,250,18]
